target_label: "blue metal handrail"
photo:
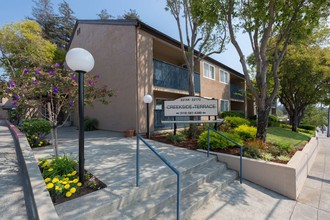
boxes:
[136,135,181,220]
[207,127,243,184]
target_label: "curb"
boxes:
[6,120,59,220]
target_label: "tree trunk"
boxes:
[188,58,196,138]
[47,102,58,157]
[256,107,271,142]
[290,113,299,132]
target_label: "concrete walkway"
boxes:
[0,120,28,219]
[191,131,330,220]
[2,123,330,219]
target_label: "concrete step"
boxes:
[104,163,236,220]
[56,154,237,220]
[151,169,238,220]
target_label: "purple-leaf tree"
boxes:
[3,63,114,156]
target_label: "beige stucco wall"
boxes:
[136,29,154,134]
[199,60,230,111]
[70,23,138,132]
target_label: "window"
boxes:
[155,99,163,110]
[203,62,215,80]
[220,69,229,84]
[220,99,229,112]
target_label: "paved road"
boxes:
[0,120,28,220]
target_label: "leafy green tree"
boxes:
[2,63,114,157]
[97,9,113,20]
[166,0,228,137]
[0,20,56,78]
[166,0,227,96]
[301,105,328,128]
[224,0,330,141]
[279,45,330,131]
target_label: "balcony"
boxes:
[153,59,200,93]
[230,84,245,101]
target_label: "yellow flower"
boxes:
[46,183,54,189]
[40,141,43,145]
[64,184,70,189]
[73,178,79,183]
[48,168,54,172]
[77,182,82,187]
[44,178,51,183]
[55,186,60,191]
[41,161,48,168]
[52,177,59,183]
[65,192,72,197]
[62,181,67,185]
[71,171,77,175]
[70,188,76,194]
[67,174,72,177]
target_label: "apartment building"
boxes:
[69,19,250,133]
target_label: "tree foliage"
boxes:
[97,9,113,20]
[1,63,114,156]
[224,0,330,141]
[166,0,228,137]
[122,9,140,20]
[31,0,76,51]
[0,20,56,78]
[279,45,330,131]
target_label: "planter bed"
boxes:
[198,135,319,200]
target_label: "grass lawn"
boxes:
[267,127,313,149]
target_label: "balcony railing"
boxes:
[153,59,200,93]
[230,84,245,100]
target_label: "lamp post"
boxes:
[143,94,153,139]
[65,48,94,185]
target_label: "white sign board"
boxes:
[164,96,218,116]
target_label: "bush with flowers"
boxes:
[38,154,105,203]
[21,118,51,148]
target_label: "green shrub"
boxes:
[298,124,316,131]
[268,114,279,122]
[243,146,260,159]
[260,152,274,161]
[39,154,78,179]
[220,111,245,118]
[234,125,257,140]
[198,130,243,150]
[20,118,51,148]
[167,133,187,144]
[225,116,250,128]
[276,155,291,162]
[84,117,98,131]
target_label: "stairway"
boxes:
[56,153,237,220]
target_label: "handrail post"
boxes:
[240,145,243,184]
[177,174,181,220]
[136,135,140,187]
[208,127,243,184]
[207,127,210,157]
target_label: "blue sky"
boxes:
[1,0,251,73]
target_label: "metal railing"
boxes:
[207,127,243,184]
[153,59,200,93]
[136,135,181,220]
